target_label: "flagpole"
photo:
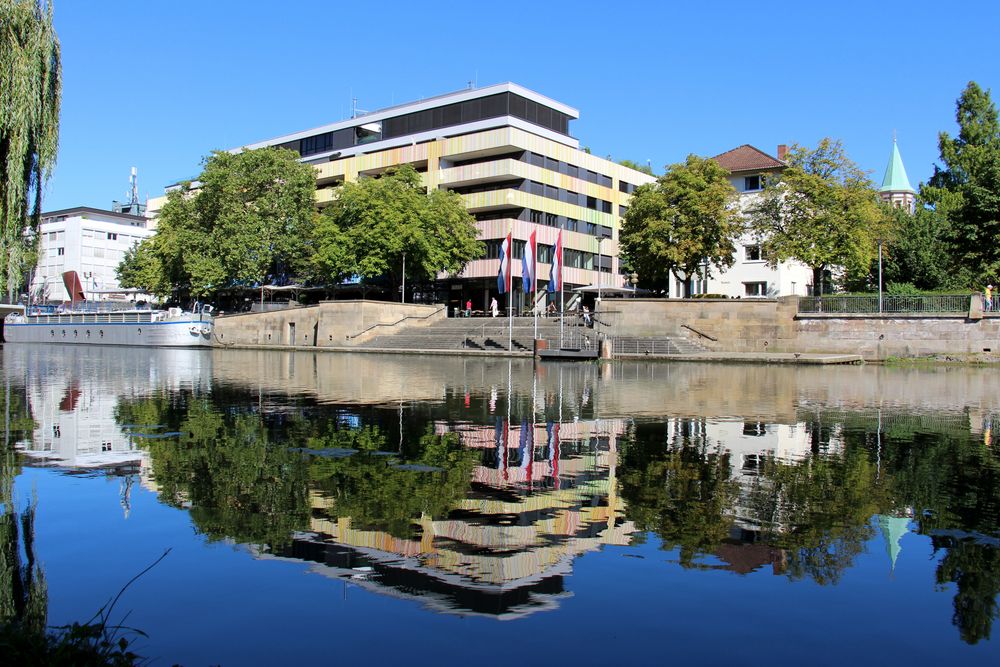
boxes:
[508,222,513,352]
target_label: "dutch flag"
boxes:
[497,233,511,295]
[522,230,536,294]
[547,230,562,293]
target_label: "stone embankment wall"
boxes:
[606,297,1000,360]
[213,300,445,348]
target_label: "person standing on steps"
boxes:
[490,296,499,317]
[465,299,472,317]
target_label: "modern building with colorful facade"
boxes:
[152,83,656,312]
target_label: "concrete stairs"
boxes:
[612,336,709,356]
[351,315,708,356]
[353,316,593,353]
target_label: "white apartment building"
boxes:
[31,206,153,302]
[667,144,814,299]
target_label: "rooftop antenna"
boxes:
[351,97,369,119]
[128,167,139,214]
[467,80,473,89]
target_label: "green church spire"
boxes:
[880,139,915,194]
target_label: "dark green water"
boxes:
[2,344,999,665]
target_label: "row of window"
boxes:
[289,92,573,158]
[474,208,612,239]
[449,150,618,190]
[451,178,614,214]
[482,239,612,272]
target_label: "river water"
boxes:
[2,344,999,665]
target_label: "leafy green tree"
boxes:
[749,139,888,295]
[118,147,318,298]
[312,165,483,300]
[618,159,654,176]
[0,0,60,300]
[620,155,741,295]
[845,203,952,292]
[922,82,1000,285]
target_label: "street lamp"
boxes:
[877,239,883,314]
[596,236,606,305]
[629,272,639,297]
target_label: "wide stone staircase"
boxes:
[612,336,708,356]
[351,315,709,356]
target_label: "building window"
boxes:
[744,281,768,297]
[57,247,65,256]
[744,175,763,191]
[744,244,766,261]
[529,210,542,224]
[742,421,767,436]
[107,232,118,241]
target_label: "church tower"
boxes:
[879,138,916,213]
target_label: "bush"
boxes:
[885,281,919,295]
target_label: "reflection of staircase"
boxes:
[611,336,708,356]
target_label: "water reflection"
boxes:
[3,345,1000,643]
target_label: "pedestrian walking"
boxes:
[465,299,472,317]
[490,297,499,317]
[986,284,994,312]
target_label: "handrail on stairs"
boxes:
[346,306,446,340]
[681,324,717,342]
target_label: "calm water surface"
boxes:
[2,344,1000,665]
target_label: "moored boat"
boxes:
[3,303,214,347]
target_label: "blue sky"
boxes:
[47,0,1000,211]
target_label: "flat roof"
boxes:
[41,206,148,224]
[243,82,580,151]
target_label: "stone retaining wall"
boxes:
[606,297,1000,360]
[213,300,445,348]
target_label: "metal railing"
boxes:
[345,306,446,340]
[797,294,970,314]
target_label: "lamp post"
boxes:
[596,236,605,305]
[877,239,883,314]
[629,272,639,297]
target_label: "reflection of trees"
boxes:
[1,382,47,635]
[309,427,478,539]
[618,421,738,566]
[744,445,888,585]
[118,393,312,549]
[117,392,478,548]
[933,536,1000,645]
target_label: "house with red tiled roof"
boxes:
[666,144,815,299]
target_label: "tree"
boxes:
[0,0,60,301]
[312,165,483,300]
[923,82,1000,285]
[118,147,318,298]
[620,155,740,295]
[749,139,887,295]
[844,203,952,293]
[618,159,654,176]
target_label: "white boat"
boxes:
[3,304,214,347]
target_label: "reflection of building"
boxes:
[3,345,211,473]
[260,418,635,619]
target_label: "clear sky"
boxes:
[46,0,1000,211]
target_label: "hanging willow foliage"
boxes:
[0,0,60,299]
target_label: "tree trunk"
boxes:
[812,266,825,296]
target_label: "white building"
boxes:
[667,144,815,298]
[30,206,153,302]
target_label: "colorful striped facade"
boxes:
[246,83,657,311]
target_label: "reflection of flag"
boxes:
[495,417,508,481]
[522,230,536,294]
[546,421,561,489]
[519,419,533,471]
[547,230,562,293]
[498,233,512,294]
